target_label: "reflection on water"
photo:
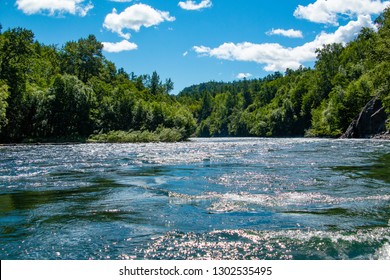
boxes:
[334,153,390,184]
[0,138,390,260]
[0,178,124,213]
[367,153,390,183]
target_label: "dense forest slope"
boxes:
[0,28,195,143]
[178,8,390,139]
[1,8,390,143]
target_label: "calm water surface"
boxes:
[1,138,390,260]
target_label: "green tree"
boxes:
[164,78,174,94]
[315,43,344,98]
[374,8,390,62]
[150,71,161,95]
[0,27,35,141]
[199,91,212,121]
[242,78,252,109]
[61,35,104,83]
[48,75,95,137]
[0,81,9,132]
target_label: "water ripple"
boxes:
[1,138,390,259]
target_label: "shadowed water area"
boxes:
[1,138,390,260]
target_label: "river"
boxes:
[1,138,390,259]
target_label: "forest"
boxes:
[0,26,196,143]
[1,8,390,143]
[178,8,390,138]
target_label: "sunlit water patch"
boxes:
[1,138,390,259]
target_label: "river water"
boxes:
[1,138,390,260]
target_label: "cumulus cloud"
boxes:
[294,0,390,25]
[236,73,252,79]
[193,15,376,72]
[102,40,138,53]
[193,42,303,72]
[267,28,303,38]
[103,4,175,39]
[178,0,212,11]
[16,0,93,16]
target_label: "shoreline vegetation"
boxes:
[1,132,390,145]
[8,128,188,144]
[1,132,389,146]
[87,128,187,143]
[1,9,390,144]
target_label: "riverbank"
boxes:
[2,131,390,145]
[0,128,188,145]
[372,132,390,140]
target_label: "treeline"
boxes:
[0,28,195,143]
[1,9,390,143]
[178,9,390,138]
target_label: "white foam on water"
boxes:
[373,243,390,260]
[143,227,390,260]
[163,189,390,213]
[204,191,390,213]
[0,171,46,181]
[207,192,337,211]
[207,200,250,213]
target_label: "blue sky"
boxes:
[1,0,389,93]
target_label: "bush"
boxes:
[87,127,186,143]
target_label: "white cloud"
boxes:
[183,51,189,56]
[267,28,303,38]
[294,0,390,25]
[193,45,211,55]
[178,0,212,11]
[16,0,93,16]
[103,4,175,39]
[102,40,138,53]
[193,15,376,72]
[236,73,252,79]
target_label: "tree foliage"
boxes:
[0,29,195,142]
[0,81,9,132]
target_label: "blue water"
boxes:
[1,138,390,260]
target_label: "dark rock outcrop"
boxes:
[341,97,388,138]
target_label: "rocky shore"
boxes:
[341,97,389,140]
